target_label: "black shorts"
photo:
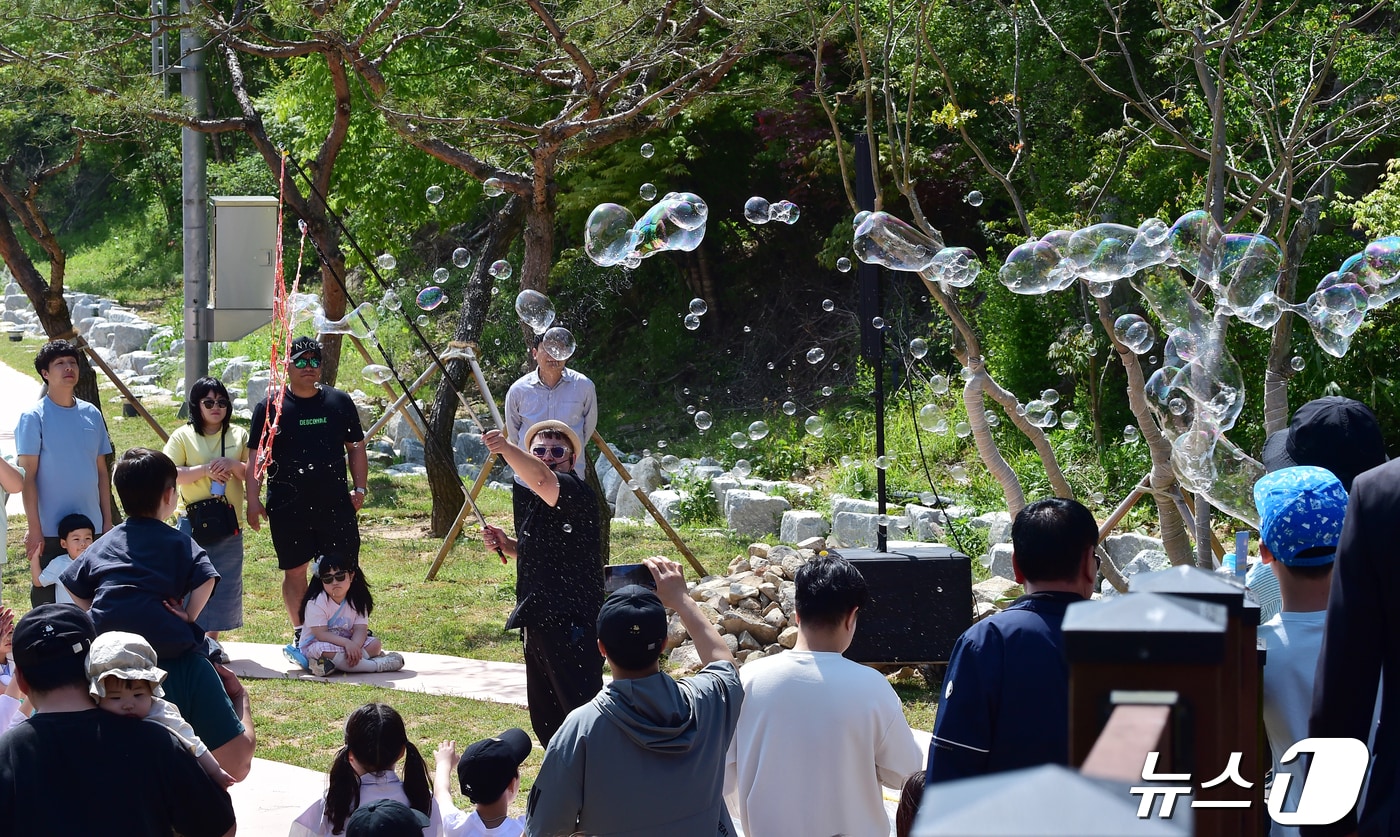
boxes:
[266,489,360,571]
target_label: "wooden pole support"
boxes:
[592,433,706,577]
[424,453,499,581]
[346,335,426,444]
[73,338,169,443]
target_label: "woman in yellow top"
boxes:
[164,377,248,663]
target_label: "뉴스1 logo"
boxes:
[1133,737,1370,825]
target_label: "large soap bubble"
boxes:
[290,292,324,325]
[1167,210,1224,283]
[771,200,800,225]
[853,212,944,272]
[315,302,379,340]
[1066,224,1139,287]
[416,287,446,311]
[585,203,637,267]
[1220,233,1283,316]
[744,196,771,225]
[926,247,981,288]
[361,364,394,384]
[1113,314,1154,354]
[515,289,556,335]
[539,326,576,361]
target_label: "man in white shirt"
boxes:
[503,336,596,480]
[725,555,923,837]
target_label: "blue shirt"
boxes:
[926,591,1084,785]
[60,517,219,659]
[15,396,113,536]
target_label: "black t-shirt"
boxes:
[507,472,604,630]
[249,385,365,496]
[0,708,236,837]
[59,517,219,659]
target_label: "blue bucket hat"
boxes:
[1253,466,1348,567]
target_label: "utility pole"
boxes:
[179,0,209,395]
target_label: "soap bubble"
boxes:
[744,197,771,225]
[909,338,929,359]
[639,183,657,201]
[1123,425,1140,443]
[376,253,397,271]
[416,286,446,311]
[515,289,556,334]
[729,432,748,449]
[452,248,471,268]
[539,326,576,361]
[804,416,825,437]
[872,317,885,330]
[627,192,709,258]
[425,185,444,204]
[926,247,982,289]
[853,211,943,272]
[416,314,428,326]
[748,420,770,441]
[1167,210,1224,281]
[954,421,972,438]
[660,455,681,473]
[640,143,655,158]
[694,411,713,430]
[489,260,512,279]
[966,190,983,207]
[1113,314,1154,354]
[874,455,894,470]
[361,364,394,384]
[999,238,1069,295]
[822,299,835,312]
[584,203,637,267]
[985,410,1000,428]
[930,374,949,395]
[1168,397,1187,415]
[427,267,446,284]
[684,313,701,330]
[950,465,969,483]
[689,298,708,316]
[782,401,797,415]
[836,258,852,273]
[733,459,752,478]
[1025,400,1052,427]
[771,200,800,225]
[381,290,401,312]
[1290,355,1305,372]
[1060,410,1081,430]
[917,404,948,433]
[315,302,380,339]
[1220,233,1283,315]
[483,178,505,197]
[821,386,834,397]
[960,367,975,381]
[1041,388,1060,405]
[806,347,826,364]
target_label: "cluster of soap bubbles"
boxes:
[684,298,708,331]
[515,290,556,335]
[743,196,800,225]
[851,212,981,289]
[584,192,709,268]
[294,291,380,341]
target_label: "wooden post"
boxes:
[345,335,425,444]
[72,337,169,443]
[424,453,498,581]
[592,434,706,577]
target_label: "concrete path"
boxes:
[224,641,532,706]
[232,758,325,834]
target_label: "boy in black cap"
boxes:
[0,605,236,837]
[434,728,532,836]
[346,799,432,837]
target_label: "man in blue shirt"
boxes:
[16,340,113,607]
[926,497,1099,785]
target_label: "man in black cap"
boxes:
[346,799,431,837]
[247,335,369,659]
[525,556,742,837]
[0,605,236,837]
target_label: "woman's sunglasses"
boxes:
[292,357,322,369]
[319,571,350,584]
[201,398,230,410]
[532,445,571,459]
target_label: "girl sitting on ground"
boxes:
[291,702,443,837]
[297,553,404,677]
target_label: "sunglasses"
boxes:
[292,356,322,369]
[201,398,230,410]
[319,571,350,584]
[532,445,571,459]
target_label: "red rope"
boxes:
[253,153,307,482]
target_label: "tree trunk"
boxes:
[519,202,555,295]
[426,197,527,535]
[1097,298,1193,565]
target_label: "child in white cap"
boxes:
[87,630,234,787]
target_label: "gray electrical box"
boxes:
[202,196,277,342]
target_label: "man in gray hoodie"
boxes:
[526,556,743,837]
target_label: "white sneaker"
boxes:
[373,652,405,673]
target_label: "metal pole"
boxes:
[180,0,209,395]
[854,136,887,552]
